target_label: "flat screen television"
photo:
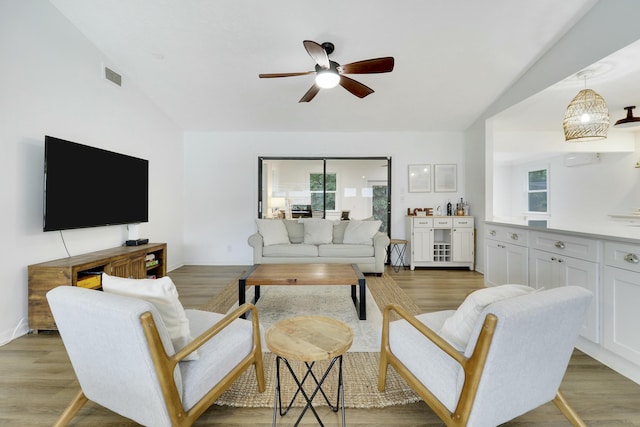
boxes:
[43,135,149,231]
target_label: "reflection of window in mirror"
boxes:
[527,168,548,213]
[310,172,336,211]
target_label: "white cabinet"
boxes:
[406,216,474,270]
[529,231,600,343]
[603,241,640,365]
[484,225,528,287]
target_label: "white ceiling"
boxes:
[492,38,640,132]
[49,0,599,132]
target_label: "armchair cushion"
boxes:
[179,309,257,409]
[439,284,535,350]
[389,310,463,411]
[102,273,197,360]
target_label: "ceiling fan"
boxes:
[259,40,394,103]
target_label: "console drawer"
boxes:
[605,241,640,273]
[530,231,599,262]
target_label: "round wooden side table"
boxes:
[266,315,354,427]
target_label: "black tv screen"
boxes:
[43,136,149,231]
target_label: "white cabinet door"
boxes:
[485,240,528,287]
[412,227,434,263]
[560,256,599,343]
[529,248,599,343]
[529,248,557,288]
[452,227,474,263]
[506,243,529,286]
[485,240,507,287]
[603,266,640,364]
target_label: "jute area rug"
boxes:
[199,273,422,409]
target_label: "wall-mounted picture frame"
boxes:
[408,164,431,192]
[434,164,457,192]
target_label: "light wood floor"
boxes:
[2,266,640,426]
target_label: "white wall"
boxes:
[0,2,185,344]
[498,148,640,227]
[183,132,465,265]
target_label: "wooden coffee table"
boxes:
[238,263,367,320]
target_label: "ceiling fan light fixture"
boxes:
[563,88,610,142]
[614,106,640,128]
[315,70,340,89]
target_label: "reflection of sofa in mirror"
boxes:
[248,219,390,274]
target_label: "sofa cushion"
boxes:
[263,243,319,257]
[439,284,536,350]
[319,244,374,257]
[256,219,290,246]
[332,221,349,244]
[101,273,198,360]
[343,219,382,245]
[301,219,334,245]
[283,220,304,243]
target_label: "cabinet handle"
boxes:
[624,253,639,264]
[557,258,564,263]
[490,230,496,236]
[551,257,557,261]
[554,241,565,249]
[510,233,519,240]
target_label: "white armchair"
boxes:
[378,286,592,426]
[47,285,265,427]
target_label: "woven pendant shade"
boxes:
[563,88,610,142]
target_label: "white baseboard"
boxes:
[0,318,30,346]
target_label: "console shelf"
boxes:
[28,243,166,333]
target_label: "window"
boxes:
[310,172,336,211]
[527,169,548,213]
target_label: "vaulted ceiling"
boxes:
[49,0,598,132]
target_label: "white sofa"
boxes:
[248,218,390,274]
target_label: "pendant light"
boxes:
[614,106,640,128]
[563,72,609,142]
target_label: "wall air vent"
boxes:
[104,66,122,87]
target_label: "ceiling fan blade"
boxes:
[259,71,315,78]
[341,57,395,74]
[299,84,321,103]
[303,40,330,69]
[339,75,374,98]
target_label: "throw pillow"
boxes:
[301,219,334,245]
[343,219,382,245]
[332,221,349,244]
[101,273,198,360]
[256,219,290,246]
[439,284,536,351]
[283,220,304,243]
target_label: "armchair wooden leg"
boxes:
[553,391,586,427]
[378,350,389,392]
[53,390,88,427]
[254,352,266,393]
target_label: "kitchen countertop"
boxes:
[485,219,640,245]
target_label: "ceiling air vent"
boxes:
[104,66,122,87]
